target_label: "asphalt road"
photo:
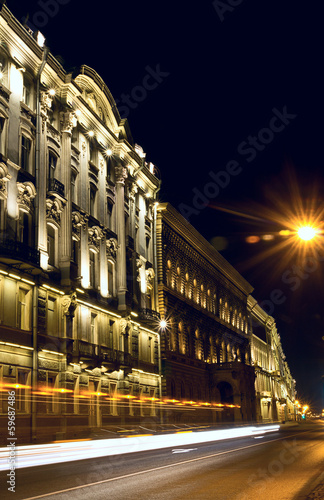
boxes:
[2,421,323,500]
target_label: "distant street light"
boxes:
[297,226,317,241]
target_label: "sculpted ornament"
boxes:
[60,111,77,134]
[115,165,127,184]
[88,225,104,248]
[145,268,155,290]
[0,162,11,199]
[106,237,118,259]
[120,316,131,336]
[46,198,64,225]
[62,292,77,318]
[72,211,88,234]
[17,182,36,211]
[40,91,53,129]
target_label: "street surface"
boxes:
[1,421,323,500]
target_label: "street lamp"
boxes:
[297,226,317,241]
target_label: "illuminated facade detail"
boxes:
[0,5,161,443]
[156,203,256,423]
[248,296,296,423]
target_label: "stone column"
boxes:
[60,112,76,286]
[37,91,53,269]
[115,165,128,311]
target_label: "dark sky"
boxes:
[6,0,324,410]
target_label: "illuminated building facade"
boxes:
[0,5,161,442]
[248,296,296,422]
[156,203,257,423]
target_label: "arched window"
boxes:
[219,298,224,320]
[176,263,182,292]
[178,322,187,355]
[201,284,206,308]
[193,278,198,304]
[166,258,172,288]
[195,329,201,360]
[185,270,190,297]
[224,301,229,322]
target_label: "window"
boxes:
[176,265,181,292]
[48,152,57,186]
[19,211,33,247]
[90,312,98,345]
[166,259,172,288]
[195,329,200,360]
[3,278,17,327]
[71,172,77,204]
[72,238,79,268]
[47,224,56,267]
[107,201,113,228]
[21,135,32,173]
[108,260,114,296]
[0,53,8,86]
[140,331,153,363]
[47,296,57,336]
[18,287,32,331]
[89,250,97,288]
[0,116,6,155]
[22,76,32,108]
[90,186,97,217]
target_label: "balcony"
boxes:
[100,346,132,368]
[0,239,40,268]
[48,178,65,197]
[139,308,160,322]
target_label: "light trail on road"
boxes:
[0,424,279,471]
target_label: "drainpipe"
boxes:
[32,46,49,442]
[152,180,162,419]
[35,45,49,247]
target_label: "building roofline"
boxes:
[157,202,254,296]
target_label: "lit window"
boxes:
[47,296,57,336]
[18,287,32,331]
[22,76,32,108]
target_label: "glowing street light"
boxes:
[159,319,167,329]
[297,226,317,241]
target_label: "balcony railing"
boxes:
[0,239,40,266]
[139,308,161,322]
[48,178,65,197]
[100,347,132,367]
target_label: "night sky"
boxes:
[5,0,324,410]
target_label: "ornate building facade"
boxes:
[0,5,161,442]
[156,203,257,423]
[248,296,296,422]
